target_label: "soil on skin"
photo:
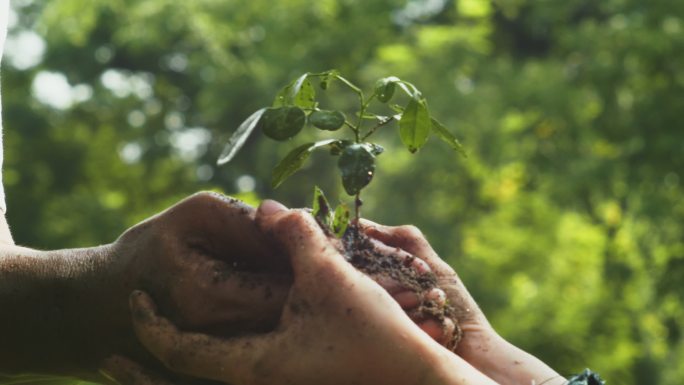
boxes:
[340,224,463,351]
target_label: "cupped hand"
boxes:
[101,193,292,382]
[126,202,499,385]
[114,192,291,335]
[360,221,564,385]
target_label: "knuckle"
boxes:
[397,224,423,239]
[187,191,223,206]
[277,209,314,229]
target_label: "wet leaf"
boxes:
[431,117,467,158]
[260,106,306,141]
[291,75,317,109]
[273,73,317,109]
[399,97,430,153]
[312,186,332,230]
[338,144,376,195]
[375,76,399,103]
[310,110,346,131]
[332,203,350,238]
[217,108,266,165]
[271,139,338,188]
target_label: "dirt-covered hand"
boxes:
[0,192,291,380]
[114,192,291,335]
[101,192,291,374]
[128,203,499,385]
[360,220,492,339]
[360,221,564,385]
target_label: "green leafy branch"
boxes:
[218,70,466,232]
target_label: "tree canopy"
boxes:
[3,1,683,384]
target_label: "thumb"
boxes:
[256,201,342,281]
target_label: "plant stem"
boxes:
[361,115,394,141]
[354,193,362,222]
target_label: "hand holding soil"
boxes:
[360,220,566,385]
[124,202,498,385]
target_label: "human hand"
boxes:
[127,202,499,385]
[0,192,291,381]
[112,192,291,336]
[360,221,564,385]
[101,192,293,379]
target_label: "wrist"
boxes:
[415,334,499,385]
[459,330,564,385]
[0,243,132,379]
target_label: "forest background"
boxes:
[3,1,684,384]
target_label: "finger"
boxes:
[359,220,431,257]
[172,192,288,271]
[425,287,447,307]
[367,238,432,275]
[256,204,343,280]
[130,291,272,385]
[100,355,175,385]
[392,290,421,309]
[417,318,445,342]
[360,220,454,277]
[417,317,457,348]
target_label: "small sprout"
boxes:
[312,186,333,229]
[332,203,351,237]
[219,70,466,233]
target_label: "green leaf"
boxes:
[217,108,266,165]
[338,143,376,195]
[273,73,317,109]
[399,97,431,153]
[332,203,350,238]
[374,76,399,103]
[260,106,306,141]
[291,74,317,108]
[271,139,338,188]
[310,110,346,131]
[312,186,333,230]
[431,117,467,158]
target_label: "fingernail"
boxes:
[258,199,287,216]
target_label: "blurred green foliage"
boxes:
[3,0,683,384]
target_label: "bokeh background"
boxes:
[3,0,684,383]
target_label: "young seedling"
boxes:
[218,71,468,350]
[217,70,465,234]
